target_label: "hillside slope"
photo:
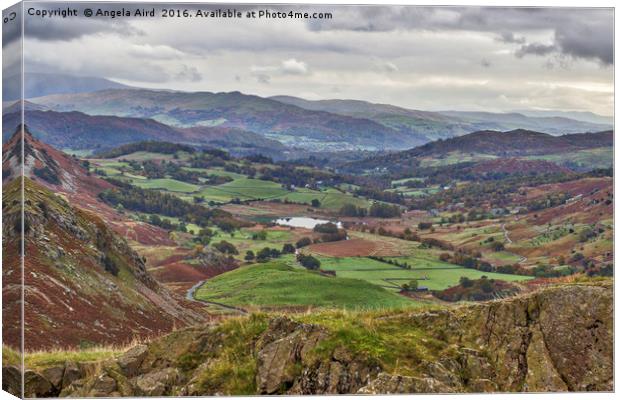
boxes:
[2,178,206,350]
[10,282,611,396]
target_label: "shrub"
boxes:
[282,243,296,254]
[297,254,321,270]
[213,241,238,255]
[296,237,312,248]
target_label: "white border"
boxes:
[0,1,616,400]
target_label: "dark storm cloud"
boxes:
[22,2,164,42]
[22,5,613,64]
[309,7,613,65]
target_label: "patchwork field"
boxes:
[315,256,532,291]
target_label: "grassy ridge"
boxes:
[195,261,419,310]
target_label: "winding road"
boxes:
[185,279,248,315]
[501,222,527,264]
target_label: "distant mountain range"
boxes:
[2,109,288,157]
[29,89,419,151]
[24,87,611,152]
[3,72,130,101]
[513,109,613,125]
[439,111,611,135]
[273,95,611,138]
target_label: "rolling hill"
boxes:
[439,111,611,135]
[3,72,131,101]
[345,129,613,172]
[2,110,288,157]
[30,89,420,150]
[272,95,612,138]
[28,88,611,152]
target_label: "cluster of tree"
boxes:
[434,276,519,302]
[212,240,238,255]
[483,237,505,252]
[339,203,368,217]
[140,213,178,231]
[99,178,249,232]
[192,227,215,245]
[297,253,321,270]
[223,163,257,177]
[397,179,426,189]
[368,255,412,270]
[439,249,492,271]
[577,226,603,243]
[357,225,421,242]
[368,202,402,218]
[313,222,347,242]
[245,243,296,263]
[529,264,576,278]
[95,141,195,159]
[355,188,405,205]
[188,149,231,169]
[409,172,586,211]
[295,237,313,248]
[419,237,453,251]
[586,263,613,277]
[526,192,570,212]
[417,222,433,230]
[258,164,336,188]
[438,209,498,224]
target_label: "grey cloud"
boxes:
[516,43,557,58]
[256,74,271,84]
[309,7,613,65]
[556,23,613,65]
[176,65,202,82]
[498,32,525,44]
[23,2,143,42]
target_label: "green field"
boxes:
[195,261,418,310]
[317,256,531,291]
[91,155,370,208]
[196,178,288,203]
[116,151,190,162]
[182,167,247,180]
[131,178,200,193]
[526,147,612,170]
[275,188,369,209]
[419,152,498,167]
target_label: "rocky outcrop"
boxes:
[403,282,613,392]
[15,282,612,396]
[255,317,379,395]
[2,359,102,398]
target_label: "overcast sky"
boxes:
[13,3,615,115]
